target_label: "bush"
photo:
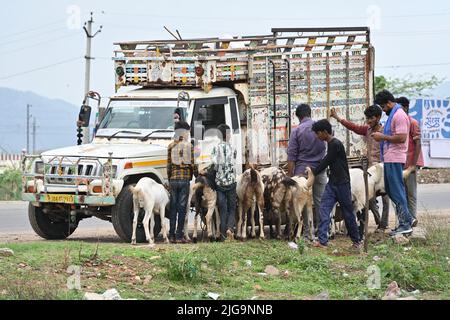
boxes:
[0,168,22,200]
[163,251,202,283]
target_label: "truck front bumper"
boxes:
[22,193,115,206]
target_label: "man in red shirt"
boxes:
[396,97,424,227]
[331,105,390,231]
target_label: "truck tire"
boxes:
[111,185,162,243]
[28,203,77,240]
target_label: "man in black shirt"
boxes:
[311,119,361,249]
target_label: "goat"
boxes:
[183,165,221,242]
[331,163,415,238]
[236,167,265,240]
[281,167,315,242]
[260,167,291,239]
[130,177,170,246]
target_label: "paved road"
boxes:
[0,184,449,238]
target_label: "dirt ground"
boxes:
[418,168,450,184]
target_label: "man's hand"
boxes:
[408,165,417,172]
[371,132,385,142]
[330,108,340,122]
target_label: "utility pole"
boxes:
[82,12,102,144]
[32,117,37,154]
[26,104,32,153]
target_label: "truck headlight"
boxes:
[35,161,44,174]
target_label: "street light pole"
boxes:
[82,12,102,144]
[26,104,32,153]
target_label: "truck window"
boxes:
[191,97,228,139]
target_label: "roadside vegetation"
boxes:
[0,216,448,300]
[0,168,21,201]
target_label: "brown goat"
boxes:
[236,167,265,240]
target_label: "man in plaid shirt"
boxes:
[167,121,198,243]
[212,124,237,241]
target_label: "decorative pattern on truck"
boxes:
[248,51,370,164]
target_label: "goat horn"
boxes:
[306,167,315,188]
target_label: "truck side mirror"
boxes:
[78,105,92,127]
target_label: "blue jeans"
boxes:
[384,163,412,229]
[318,182,360,245]
[169,180,190,240]
[217,183,237,238]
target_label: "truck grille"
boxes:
[47,163,98,185]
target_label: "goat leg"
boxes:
[214,206,221,240]
[250,201,256,238]
[236,202,243,240]
[131,197,140,245]
[160,205,169,244]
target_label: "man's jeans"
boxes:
[302,170,327,237]
[368,195,390,228]
[384,163,413,229]
[404,170,418,219]
[318,182,360,246]
[169,180,190,240]
[217,183,237,239]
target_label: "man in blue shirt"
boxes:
[287,104,327,238]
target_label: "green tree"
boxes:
[375,74,445,98]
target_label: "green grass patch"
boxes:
[0,224,448,300]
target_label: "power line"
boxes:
[102,10,450,21]
[0,56,82,80]
[377,62,450,69]
[2,26,69,46]
[0,18,66,39]
[0,32,80,56]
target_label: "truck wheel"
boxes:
[111,185,162,243]
[28,203,77,240]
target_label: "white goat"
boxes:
[281,167,315,241]
[130,177,170,246]
[331,163,414,238]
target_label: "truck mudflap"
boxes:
[22,193,115,205]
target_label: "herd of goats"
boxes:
[129,163,414,246]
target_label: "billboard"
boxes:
[409,99,450,168]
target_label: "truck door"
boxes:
[190,96,242,175]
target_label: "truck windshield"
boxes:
[99,100,183,130]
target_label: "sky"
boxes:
[1,0,450,105]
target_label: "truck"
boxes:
[22,27,374,243]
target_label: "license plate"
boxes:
[43,194,75,204]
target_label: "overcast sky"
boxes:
[1,0,449,105]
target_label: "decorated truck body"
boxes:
[22,27,374,242]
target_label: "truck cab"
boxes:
[22,87,244,242]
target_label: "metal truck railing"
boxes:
[113,27,371,91]
[21,152,114,198]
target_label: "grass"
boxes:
[0,222,448,300]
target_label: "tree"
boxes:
[375,74,445,98]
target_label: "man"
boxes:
[311,119,361,249]
[372,90,413,236]
[287,104,327,238]
[212,124,237,241]
[167,121,198,243]
[330,105,390,232]
[396,97,424,227]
